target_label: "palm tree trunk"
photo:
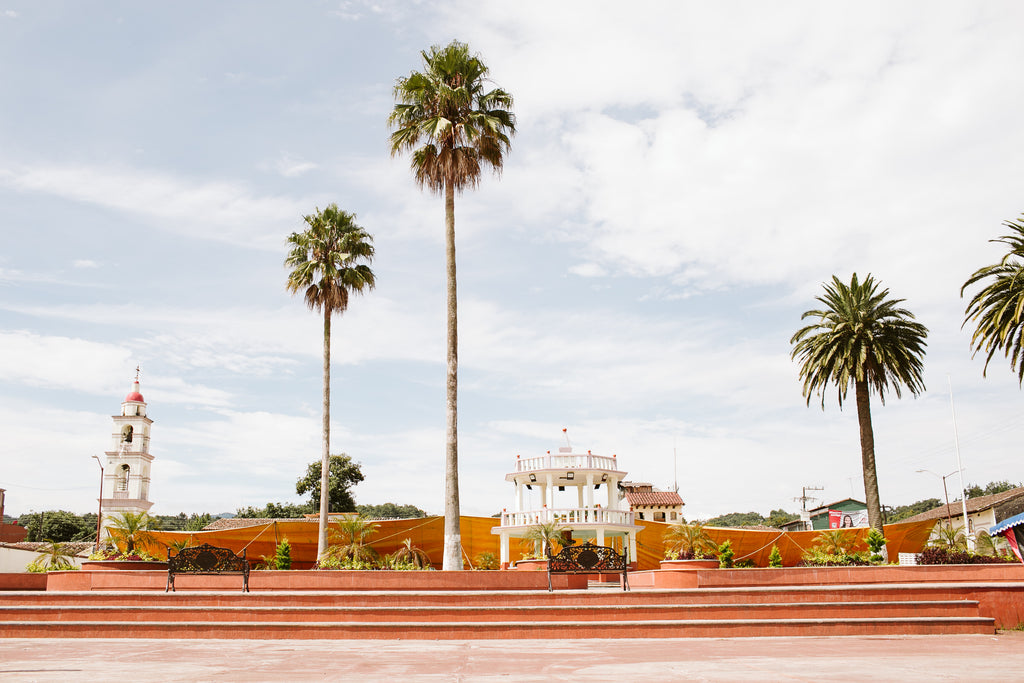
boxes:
[855,378,883,531]
[442,180,462,570]
[317,305,332,561]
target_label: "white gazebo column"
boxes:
[515,481,524,512]
[546,474,555,508]
[596,527,605,545]
[606,476,617,509]
[500,531,509,568]
[628,533,638,563]
[577,485,584,508]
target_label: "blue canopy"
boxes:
[990,511,1024,536]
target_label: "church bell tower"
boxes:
[99,370,154,538]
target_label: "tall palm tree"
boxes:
[790,274,928,531]
[388,40,516,570]
[285,205,376,561]
[962,215,1024,384]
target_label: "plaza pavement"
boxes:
[1,632,1022,682]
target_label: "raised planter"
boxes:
[660,559,719,570]
[512,559,548,571]
[81,560,169,571]
[46,568,587,591]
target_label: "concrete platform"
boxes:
[1,633,1022,681]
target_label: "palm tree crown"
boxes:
[962,215,1024,384]
[791,273,928,409]
[388,40,516,193]
[285,205,376,315]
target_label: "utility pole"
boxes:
[793,486,823,532]
[794,486,823,511]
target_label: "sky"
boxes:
[2,1,1024,522]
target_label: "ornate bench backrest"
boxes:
[548,544,625,573]
[169,544,247,573]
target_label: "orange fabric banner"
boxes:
[146,516,936,569]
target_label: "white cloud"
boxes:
[72,259,99,269]
[0,164,320,252]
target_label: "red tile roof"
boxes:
[901,487,1024,524]
[626,491,684,507]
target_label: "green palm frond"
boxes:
[388,40,516,194]
[962,216,1024,384]
[790,273,928,409]
[285,204,376,315]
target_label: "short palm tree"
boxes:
[791,273,928,532]
[663,521,718,559]
[389,538,431,569]
[35,540,76,570]
[521,520,567,559]
[930,524,968,552]
[389,41,515,570]
[962,215,1024,384]
[326,515,380,565]
[286,205,376,561]
[106,511,157,556]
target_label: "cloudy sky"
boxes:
[2,2,1023,522]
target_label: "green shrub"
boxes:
[475,552,500,570]
[275,538,292,570]
[717,540,734,568]
[768,545,783,568]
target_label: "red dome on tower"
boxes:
[125,390,144,402]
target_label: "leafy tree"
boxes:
[768,545,783,568]
[285,204,376,561]
[963,480,1021,499]
[295,455,364,514]
[886,498,942,523]
[356,503,427,519]
[962,215,1024,383]
[235,502,313,519]
[791,273,928,531]
[765,509,800,528]
[18,510,94,542]
[183,513,213,531]
[389,41,515,570]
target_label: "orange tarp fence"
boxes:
[146,517,936,569]
[636,519,936,569]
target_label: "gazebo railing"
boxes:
[500,507,635,527]
[515,453,617,472]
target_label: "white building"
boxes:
[492,446,642,568]
[98,374,154,539]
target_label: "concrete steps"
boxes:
[0,586,997,639]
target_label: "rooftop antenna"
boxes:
[562,427,571,449]
[673,438,678,494]
[949,376,972,549]
[794,485,823,511]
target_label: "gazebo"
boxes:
[492,445,642,568]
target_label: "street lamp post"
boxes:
[916,469,960,529]
[91,455,104,552]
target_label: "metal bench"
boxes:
[546,543,629,591]
[166,543,250,592]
